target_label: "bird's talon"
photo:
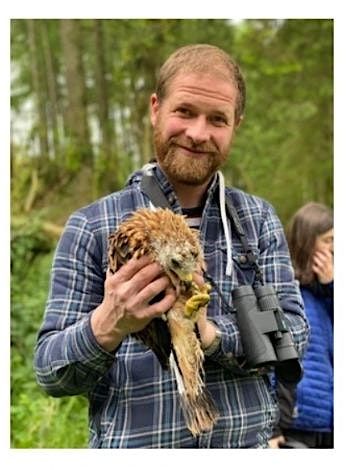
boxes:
[184,293,210,318]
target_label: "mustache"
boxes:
[169,137,218,154]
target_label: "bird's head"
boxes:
[151,239,200,285]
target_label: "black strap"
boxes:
[140,172,263,283]
[140,174,172,210]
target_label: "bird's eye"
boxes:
[171,259,181,269]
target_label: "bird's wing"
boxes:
[136,317,172,369]
[107,211,172,368]
[107,232,130,273]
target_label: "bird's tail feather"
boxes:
[179,387,219,436]
[168,314,219,436]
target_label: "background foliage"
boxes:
[10,19,333,448]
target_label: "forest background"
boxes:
[10,18,333,448]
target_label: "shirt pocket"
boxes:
[203,241,258,318]
[231,247,259,286]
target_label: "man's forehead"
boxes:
[167,72,236,106]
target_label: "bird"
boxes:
[107,207,219,436]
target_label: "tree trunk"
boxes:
[24,168,39,213]
[26,19,49,164]
[40,20,61,162]
[60,19,92,170]
[93,20,120,191]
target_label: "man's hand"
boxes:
[268,435,286,448]
[91,256,176,352]
[312,248,333,284]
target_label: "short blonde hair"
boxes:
[155,44,246,122]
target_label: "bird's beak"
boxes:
[180,272,193,283]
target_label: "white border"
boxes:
[3,2,348,468]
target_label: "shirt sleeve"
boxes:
[34,211,116,397]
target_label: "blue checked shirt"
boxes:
[34,165,309,448]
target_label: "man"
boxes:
[34,44,309,448]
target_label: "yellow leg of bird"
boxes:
[184,293,210,318]
[184,282,211,319]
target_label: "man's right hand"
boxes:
[91,256,176,352]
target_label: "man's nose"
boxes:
[185,116,210,143]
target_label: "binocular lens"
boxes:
[233,284,302,383]
[275,359,303,383]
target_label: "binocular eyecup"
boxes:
[233,284,302,383]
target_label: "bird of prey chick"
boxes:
[108,207,219,436]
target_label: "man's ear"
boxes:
[150,93,160,127]
[235,114,244,129]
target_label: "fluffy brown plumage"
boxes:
[108,208,219,435]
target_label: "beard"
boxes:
[153,124,231,186]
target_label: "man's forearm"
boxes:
[34,313,116,397]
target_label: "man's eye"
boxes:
[175,107,192,117]
[211,115,227,126]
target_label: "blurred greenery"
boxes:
[11,240,88,447]
[10,19,333,448]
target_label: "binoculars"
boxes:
[233,284,302,383]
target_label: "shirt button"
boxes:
[239,255,247,264]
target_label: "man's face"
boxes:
[150,72,240,187]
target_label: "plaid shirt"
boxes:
[34,166,309,448]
